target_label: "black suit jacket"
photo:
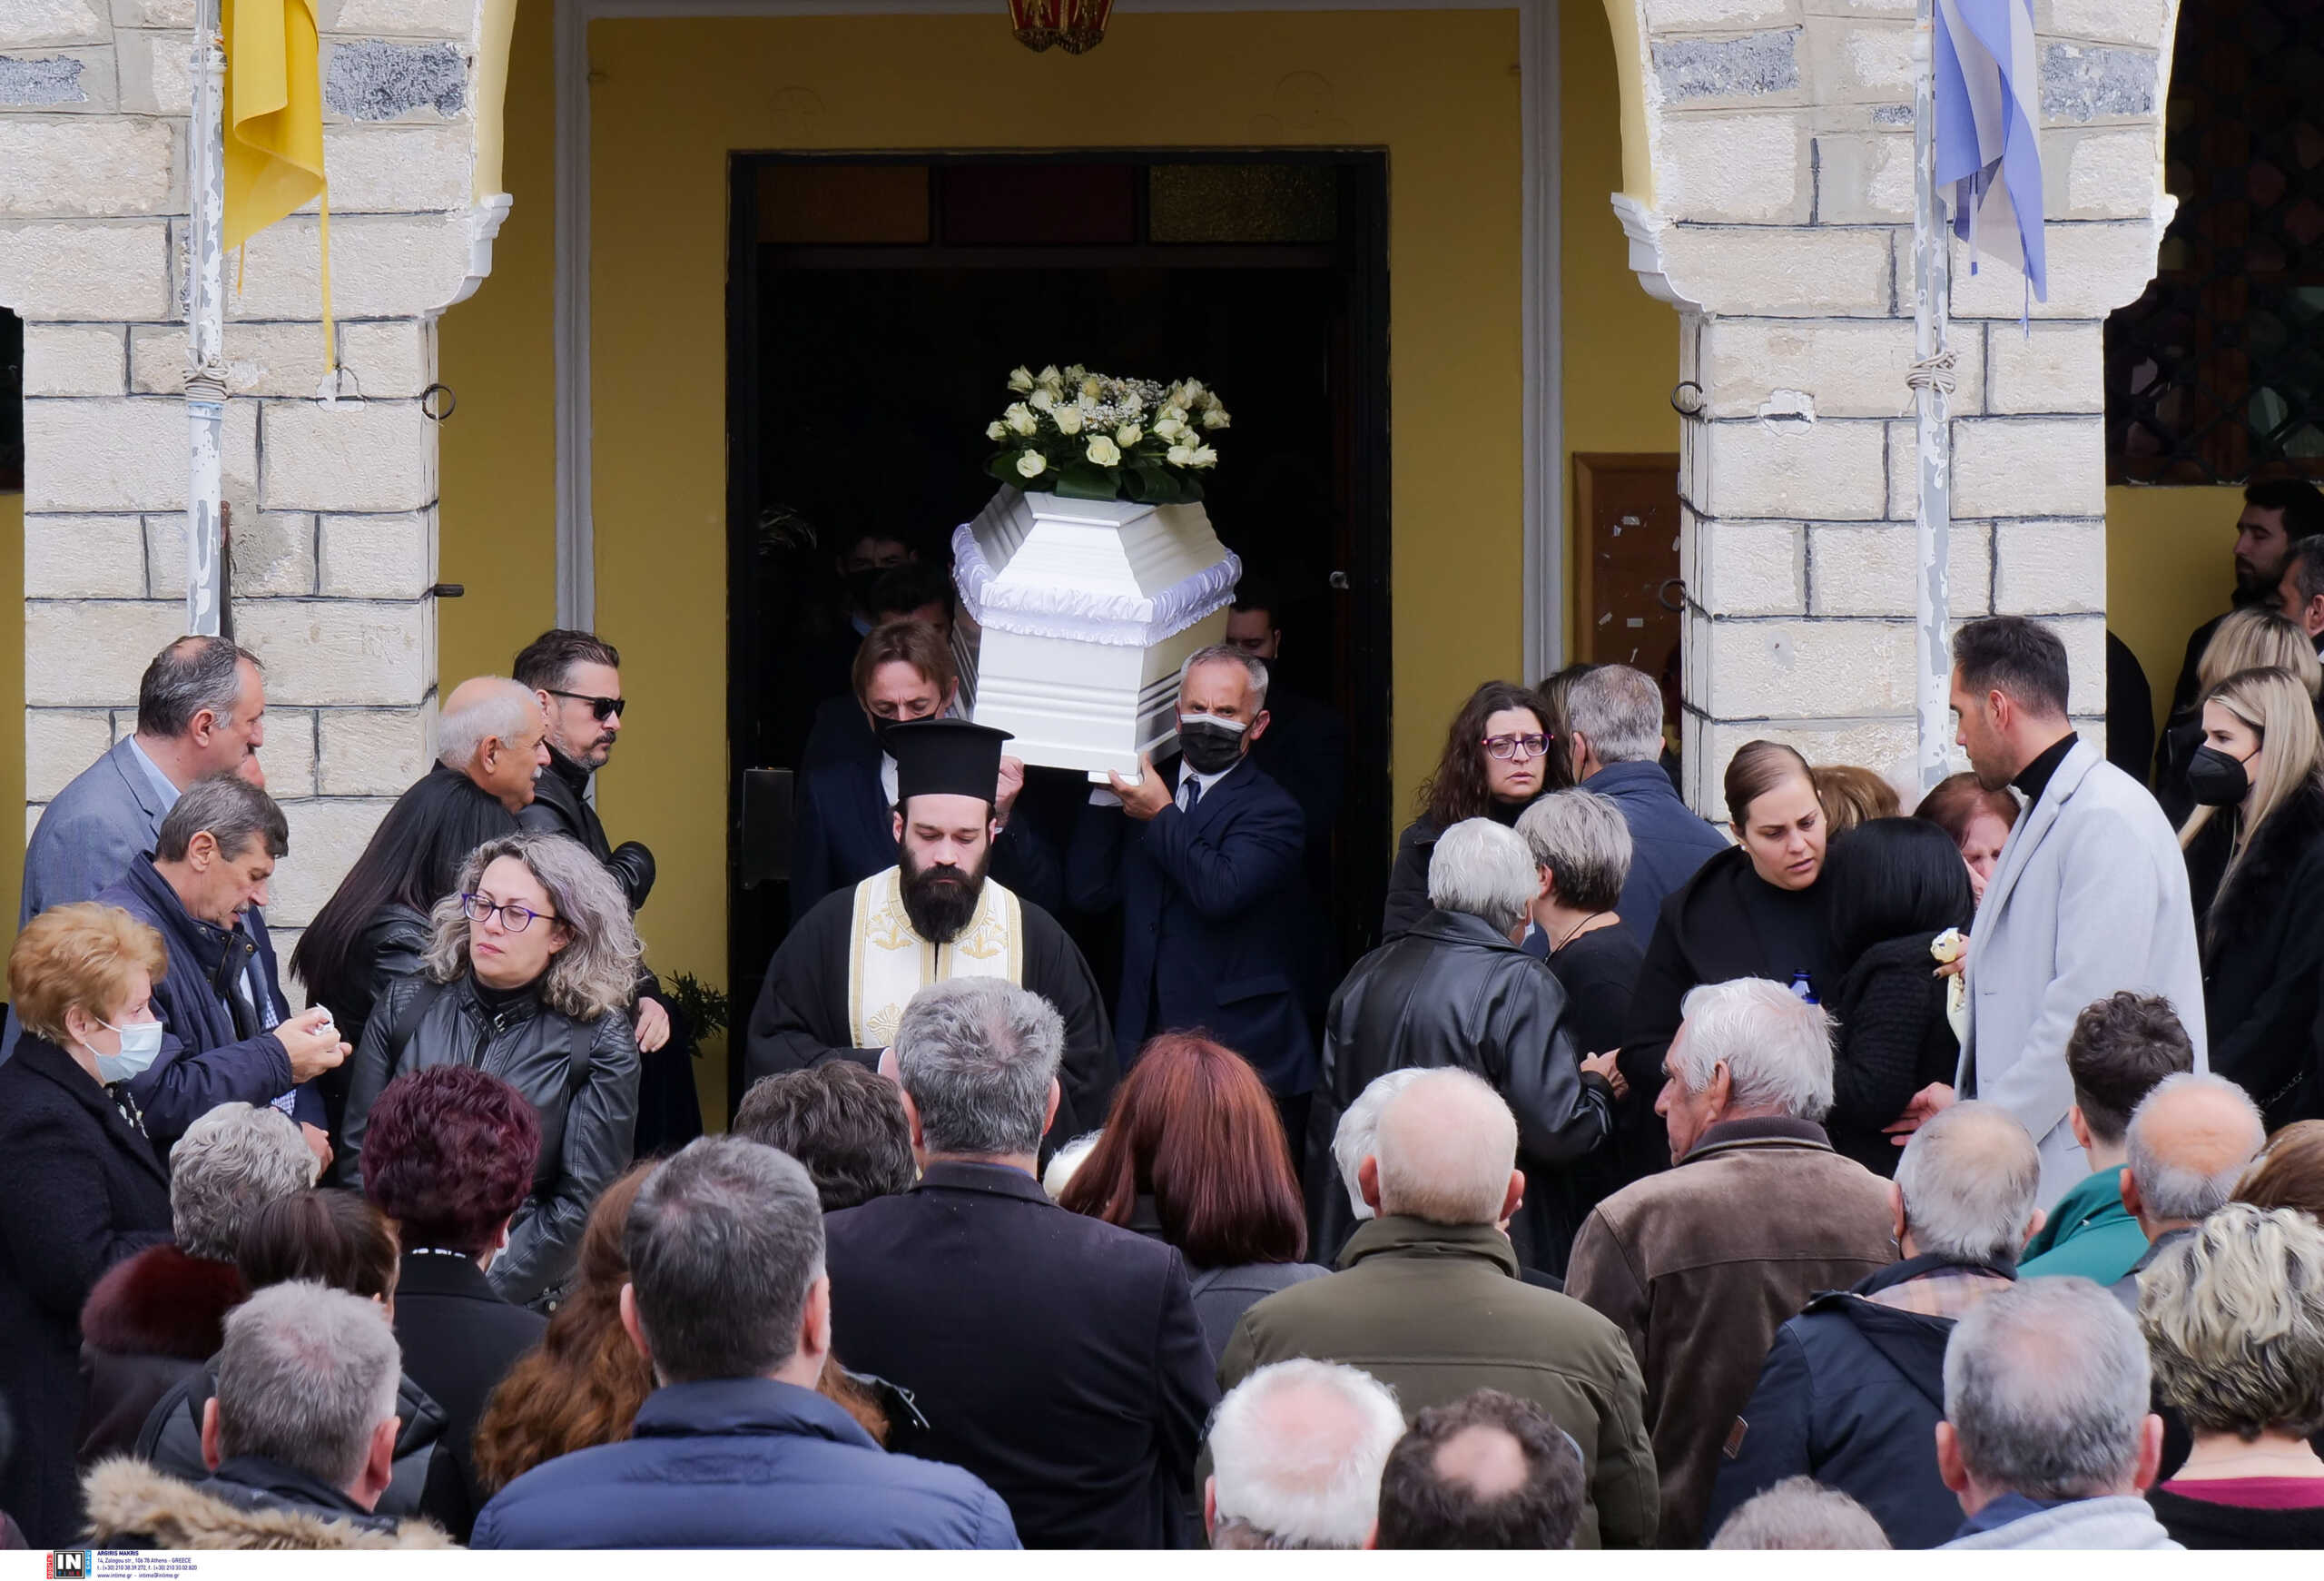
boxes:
[390,1249,547,1540]
[789,704,1063,922]
[823,1162,1217,1548]
[1066,756,1313,1092]
[0,1035,173,1545]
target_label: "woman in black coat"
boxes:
[2180,666,2324,1128]
[0,904,176,1544]
[1382,681,1557,938]
[1620,741,1832,1176]
[1821,818,1974,1174]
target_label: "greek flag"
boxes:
[1934,0,2046,302]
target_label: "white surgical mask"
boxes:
[87,1016,164,1085]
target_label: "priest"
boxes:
[743,718,1118,1140]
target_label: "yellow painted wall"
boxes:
[0,490,21,966]
[2108,483,2242,734]
[437,0,556,689]
[1561,0,1678,616]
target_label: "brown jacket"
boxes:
[1564,1116,1895,1547]
[1217,1215,1658,1549]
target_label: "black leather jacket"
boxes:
[1313,909,1613,1273]
[338,973,640,1307]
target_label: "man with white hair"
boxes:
[1311,818,1616,1273]
[438,677,551,815]
[1936,1278,2176,1548]
[1560,664,1727,943]
[84,1281,447,1548]
[1565,977,1895,1546]
[2111,1071,2267,1311]
[1706,1102,2045,1547]
[1068,644,1312,1159]
[1308,1067,1429,1257]
[1221,1068,1657,1548]
[1205,1359,1404,1549]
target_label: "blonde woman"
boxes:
[2179,667,2324,1126]
[2159,608,2323,824]
[339,831,644,1307]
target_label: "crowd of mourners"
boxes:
[5,480,2324,1551]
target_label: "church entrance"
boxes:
[724,150,1393,1099]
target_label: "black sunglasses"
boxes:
[547,689,626,722]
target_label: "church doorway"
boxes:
[724,150,1393,1092]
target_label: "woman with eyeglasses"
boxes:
[1382,681,1555,939]
[337,831,643,1309]
[2178,667,2324,1128]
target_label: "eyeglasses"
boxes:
[1482,733,1551,761]
[547,689,626,722]
[460,894,560,933]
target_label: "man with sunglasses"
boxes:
[514,629,694,1150]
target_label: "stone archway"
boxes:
[1598,0,2178,805]
[0,0,519,929]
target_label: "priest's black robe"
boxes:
[743,881,1119,1143]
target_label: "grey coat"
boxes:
[20,736,172,927]
[1961,740,2208,1206]
[1941,1496,2182,1550]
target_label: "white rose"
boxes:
[1201,405,1231,430]
[1081,377,1102,400]
[1152,418,1185,441]
[1016,450,1048,479]
[1008,366,1035,393]
[1086,436,1123,467]
[1036,364,1062,389]
[1005,403,1038,436]
[1162,405,1189,426]
[986,420,1008,442]
[1115,423,1143,448]
[1179,379,1206,404]
[1167,444,1197,467]
[1029,387,1055,413]
[1191,445,1219,469]
[1054,405,1084,435]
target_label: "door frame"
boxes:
[551,0,1566,677]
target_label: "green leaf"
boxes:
[1054,462,1123,500]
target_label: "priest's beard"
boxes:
[900,843,990,944]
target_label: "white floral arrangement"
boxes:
[984,364,1228,505]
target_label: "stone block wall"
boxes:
[0,0,504,945]
[1617,0,2178,810]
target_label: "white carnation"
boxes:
[1054,405,1084,435]
[1086,435,1123,467]
[1016,450,1048,479]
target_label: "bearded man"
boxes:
[744,719,1117,1143]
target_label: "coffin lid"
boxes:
[951,486,1242,648]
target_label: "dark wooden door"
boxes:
[1573,452,1683,739]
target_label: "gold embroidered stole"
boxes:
[846,867,1025,1048]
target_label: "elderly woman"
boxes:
[1059,1033,1331,1360]
[1321,818,1614,1274]
[2142,1202,2324,1546]
[359,1066,546,1537]
[339,831,643,1307]
[0,903,176,1543]
[77,1102,317,1463]
[1912,770,2021,903]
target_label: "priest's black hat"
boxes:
[888,718,1012,804]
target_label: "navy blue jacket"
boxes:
[470,1377,1018,1549]
[1704,1255,2014,1549]
[1581,761,1731,948]
[789,705,1062,923]
[94,856,321,1143]
[1067,754,1312,1092]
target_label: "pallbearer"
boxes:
[745,719,1117,1141]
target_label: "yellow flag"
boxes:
[221,0,331,360]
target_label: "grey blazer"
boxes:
[1960,738,2208,1206]
[20,736,171,928]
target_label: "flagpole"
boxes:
[185,0,227,637]
[1910,0,1955,795]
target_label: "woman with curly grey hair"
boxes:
[2141,1201,2324,1546]
[337,831,642,1308]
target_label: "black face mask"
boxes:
[1177,719,1246,776]
[2187,744,2256,808]
[871,716,900,753]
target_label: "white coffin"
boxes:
[951,487,1242,782]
